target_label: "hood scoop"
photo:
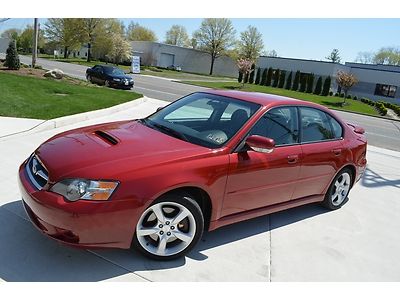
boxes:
[93,130,119,145]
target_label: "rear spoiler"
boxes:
[347,123,365,134]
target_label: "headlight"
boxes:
[113,78,121,82]
[50,179,119,202]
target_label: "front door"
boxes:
[222,106,302,217]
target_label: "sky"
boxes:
[1,18,400,63]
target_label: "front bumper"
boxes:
[18,163,138,249]
[110,80,134,89]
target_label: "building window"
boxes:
[375,84,397,98]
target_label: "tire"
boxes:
[86,74,92,83]
[105,80,111,87]
[322,168,353,210]
[132,193,204,260]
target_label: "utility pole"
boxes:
[32,18,39,68]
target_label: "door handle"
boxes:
[332,149,342,156]
[287,155,299,164]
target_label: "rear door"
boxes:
[291,106,345,200]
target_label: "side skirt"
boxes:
[208,195,324,231]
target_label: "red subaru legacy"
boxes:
[18,90,367,260]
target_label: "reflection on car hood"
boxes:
[36,120,213,182]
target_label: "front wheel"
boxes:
[322,168,353,210]
[132,194,204,260]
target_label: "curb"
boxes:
[0,96,150,139]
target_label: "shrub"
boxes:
[322,76,331,96]
[248,63,256,84]
[292,71,300,91]
[285,71,292,90]
[254,68,261,85]
[4,41,20,70]
[375,102,387,116]
[340,93,345,98]
[238,71,243,83]
[260,68,267,85]
[272,69,280,87]
[329,91,333,96]
[299,74,307,92]
[306,73,314,93]
[266,68,273,86]
[314,76,322,95]
[278,70,286,88]
[353,96,358,100]
[347,94,352,99]
[334,92,339,97]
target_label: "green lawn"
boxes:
[0,72,142,119]
[183,81,379,116]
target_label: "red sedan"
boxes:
[18,90,367,260]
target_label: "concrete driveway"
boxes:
[0,98,399,281]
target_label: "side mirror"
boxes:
[156,107,164,112]
[245,135,275,153]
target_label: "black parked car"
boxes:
[86,65,134,89]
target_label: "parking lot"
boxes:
[0,97,399,281]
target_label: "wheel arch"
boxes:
[155,186,213,231]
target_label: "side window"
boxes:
[249,107,299,146]
[300,107,335,143]
[326,114,343,139]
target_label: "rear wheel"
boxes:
[86,74,92,83]
[132,194,204,260]
[105,80,111,87]
[322,168,353,210]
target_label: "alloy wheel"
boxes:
[331,172,351,206]
[136,201,197,257]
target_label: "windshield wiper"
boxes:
[151,122,189,142]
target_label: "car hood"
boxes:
[36,120,214,182]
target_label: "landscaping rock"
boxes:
[44,69,64,79]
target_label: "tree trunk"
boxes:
[87,42,91,62]
[63,46,68,59]
[209,55,215,75]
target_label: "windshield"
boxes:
[104,66,125,76]
[143,92,261,148]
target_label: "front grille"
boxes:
[25,155,49,190]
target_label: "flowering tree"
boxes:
[237,58,253,87]
[336,70,358,105]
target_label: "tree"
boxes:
[165,25,189,47]
[260,68,268,85]
[306,73,314,93]
[109,34,132,65]
[292,71,300,91]
[278,70,286,88]
[299,74,307,92]
[4,41,20,70]
[322,76,331,96]
[237,25,264,61]
[236,58,253,87]
[92,19,125,61]
[336,71,358,105]
[1,28,20,40]
[74,18,105,62]
[314,76,323,95]
[248,63,256,84]
[126,22,157,42]
[254,68,261,85]
[44,18,83,58]
[272,69,280,87]
[373,47,400,65]
[326,48,341,63]
[355,51,374,64]
[285,71,292,90]
[193,18,236,75]
[266,67,273,86]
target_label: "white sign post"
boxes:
[131,56,141,74]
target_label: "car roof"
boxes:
[202,89,318,108]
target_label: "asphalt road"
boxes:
[16,55,400,151]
